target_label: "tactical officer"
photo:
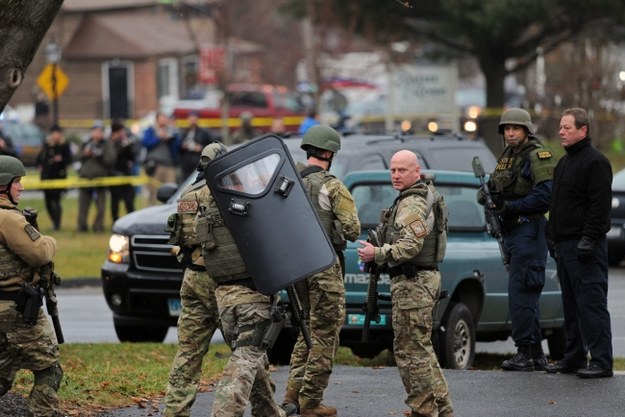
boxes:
[282,125,361,417]
[480,108,555,371]
[358,150,453,417]
[162,144,222,416]
[195,146,294,417]
[0,156,63,417]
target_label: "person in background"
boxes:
[270,118,291,138]
[545,107,613,378]
[0,123,17,157]
[37,125,72,231]
[142,112,181,205]
[231,111,260,144]
[298,110,320,136]
[178,111,218,180]
[478,108,555,372]
[76,121,116,232]
[109,120,138,222]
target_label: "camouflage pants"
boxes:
[0,301,62,417]
[210,285,285,417]
[163,269,220,417]
[391,271,453,417]
[286,259,344,408]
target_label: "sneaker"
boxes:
[300,403,338,417]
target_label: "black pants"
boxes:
[110,184,135,222]
[555,237,613,370]
[43,189,64,230]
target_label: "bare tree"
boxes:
[0,0,64,112]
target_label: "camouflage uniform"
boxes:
[374,181,453,417]
[163,179,220,417]
[285,167,360,413]
[210,285,286,417]
[0,198,62,417]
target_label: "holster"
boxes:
[14,283,43,325]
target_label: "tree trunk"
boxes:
[0,0,64,113]
[477,54,507,155]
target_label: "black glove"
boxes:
[547,239,557,261]
[490,193,505,211]
[576,236,595,263]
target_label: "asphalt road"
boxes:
[57,266,625,357]
[97,365,625,417]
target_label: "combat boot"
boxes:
[531,343,548,371]
[282,387,299,415]
[299,401,338,417]
[501,345,534,371]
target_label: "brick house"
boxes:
[9,0,263,129]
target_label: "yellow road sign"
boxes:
[37,63,69,100]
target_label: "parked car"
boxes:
[101,132,564,369]
[608,167,625,265]
[0,119,45,166]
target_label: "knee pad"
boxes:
[34,363,63,391]
[0,378,12,396]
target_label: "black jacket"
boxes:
[38,142,72,180]
[548,137,612,242]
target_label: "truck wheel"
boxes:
[114,321,168,343]
[437,302,475,370]
[547,328,565,361]
[267,331,297,365]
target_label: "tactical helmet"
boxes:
[201,142,228,161]
[0,156,26,186]
[498,108,534,135]
[300,125,341,153]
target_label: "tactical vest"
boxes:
[195,202,250,283]
[300,166,346,251]
[166,180,208,248]
[382,181,447,268]
[0,208,33,288]
[490,139,549,200]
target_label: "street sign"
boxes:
[37,63,69,100]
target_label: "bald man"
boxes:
[358,150,453,417]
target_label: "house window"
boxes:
[157,58,179,103]
[181,55,201,99]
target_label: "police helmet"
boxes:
[498,108,534,135]
[300,125,341,153]
[0,156,26,186]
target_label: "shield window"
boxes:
[217,153,281,195]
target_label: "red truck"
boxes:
[171,83,306,134]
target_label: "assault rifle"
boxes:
[286,285,313,349]
[471,157,509,270]
[22,207,65,344]
[361,228,391,343]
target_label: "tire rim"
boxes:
[452,318,471,369]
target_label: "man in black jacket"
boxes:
[545,107,613,378]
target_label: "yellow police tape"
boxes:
[21,175,158,190]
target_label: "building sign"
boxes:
[199,46,225,85]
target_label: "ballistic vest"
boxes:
[383,181,447,268]
[0,207,33,289]
[300,166,346,251]
[196,201,250,283]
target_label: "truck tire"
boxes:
[114,321,168,343]
[437,302,475,370]
[547,328,565,361]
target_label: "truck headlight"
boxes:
[108,234,129,264]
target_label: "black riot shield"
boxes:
[203,134,336,295]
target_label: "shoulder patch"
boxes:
[24,224,41,241]
[409,219,428,238]
[537,150,553,159]
[178,200,199,213]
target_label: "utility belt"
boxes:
[1,284,42,325]
[501,213,544,234]
[388,264,438,279]
[215,277,256,290]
